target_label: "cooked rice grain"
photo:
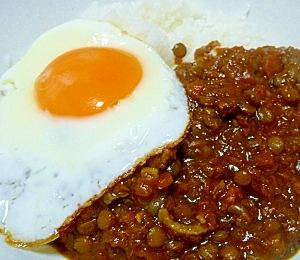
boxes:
[81,0,262,65]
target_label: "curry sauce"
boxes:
[52,42,300,259]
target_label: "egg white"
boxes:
[0,19,189,245]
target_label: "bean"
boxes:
[134,181,154,199]
[141,166,159,177]
[158,172,173,190]
[140,167,159,185]
[287,64,299,81]
[256,106,274,124]
[97,209,115,230]
[267,136,284,155]
[169,159,181,177]
[233,170,252,186]
[79,205,97,220]
[211,230,229,243]
[76,218,97,235]
[147,226,168,247]
[172,43,187,58]
[273,73,285,88]
[219,245,240,260]
[73,236,93,254]
[102,184,130,204]
[198,242,219,260]
[146,195,165,215]
[281,86,300,104]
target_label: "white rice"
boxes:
[81,0,262,65]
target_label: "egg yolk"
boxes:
[34,47,142,117]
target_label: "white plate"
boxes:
[0,0,300,259]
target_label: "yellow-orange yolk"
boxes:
[34,47,142,117]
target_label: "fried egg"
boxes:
[0,19,189,245]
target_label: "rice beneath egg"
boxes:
[81,0,261,65]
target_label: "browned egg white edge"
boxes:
[3,107,192,248]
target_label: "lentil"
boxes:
[172,43,187,58]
